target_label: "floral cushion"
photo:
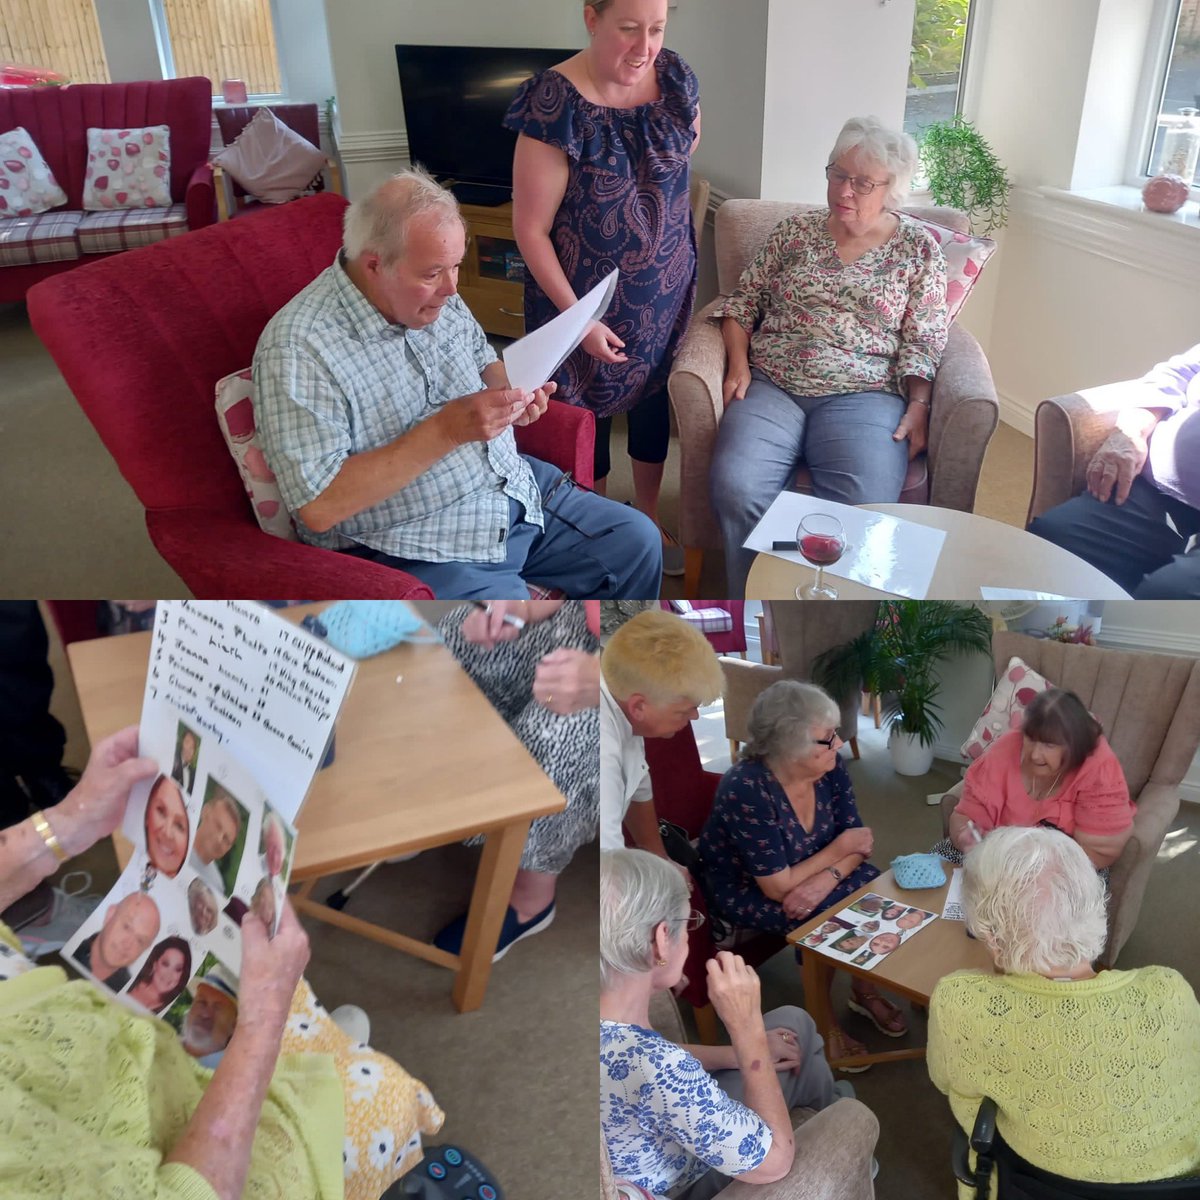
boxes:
[960,656,1053,761]
[82,125,172,211]
[214,368,297,541]
[0,126,68,218]
[212,108,327,204]
[912,216,997,323]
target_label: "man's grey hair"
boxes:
[829,115,918,209]
[600,849,689,990]
[343,165,466,266]
[743,680,840,763]
[963,825,1108,975]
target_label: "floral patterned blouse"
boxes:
[712,208,948,399]
[601,1020,770,1197]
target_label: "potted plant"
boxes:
[813,601,992,776]
[918,116,1011,235]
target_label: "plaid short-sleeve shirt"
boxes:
[253,258,542,562]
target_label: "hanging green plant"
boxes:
[919,116,1011,235]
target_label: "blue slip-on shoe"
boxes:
[432,901,556,962]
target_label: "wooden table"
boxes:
[65,603,567,1012]
[788,868,994,1071]
[746,504,1132,600]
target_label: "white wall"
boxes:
[966,0,1190,429]
[760,0,914,202]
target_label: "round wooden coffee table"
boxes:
[746,504,1132,600]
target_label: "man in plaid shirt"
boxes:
[254,168,661,598]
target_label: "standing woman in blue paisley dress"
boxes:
[699,681,909,1068]
[506,0,700,575]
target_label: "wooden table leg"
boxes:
[451,817,531,1013]
[800,949,836,1047]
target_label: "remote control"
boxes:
[397,1144,503,1199]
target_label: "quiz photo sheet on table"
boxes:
[797,891,938,971]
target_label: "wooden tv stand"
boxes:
[458,201,526,339]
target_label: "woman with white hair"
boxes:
[601,848,874,1199]
[699,680,908,1064]
[709,115,949,596]
[929,826,1200,1192]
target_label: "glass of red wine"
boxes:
[795,513,846,600]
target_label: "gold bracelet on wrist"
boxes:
[31,810,68,864]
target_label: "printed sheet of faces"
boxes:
[62,705,296,1035]
[797,892,937,971]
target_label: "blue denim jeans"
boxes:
[348,455,663,599]
[710,369,909,597]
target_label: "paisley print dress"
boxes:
[503,49,699,419]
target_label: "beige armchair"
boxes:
[1026,380,1136,523]
[601,991,879,1200]
[938,631,1200,966]
[667,198,999,595]
[721,602,879,761]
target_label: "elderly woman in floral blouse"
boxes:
[710,115,948,596]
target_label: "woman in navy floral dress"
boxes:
[699,680,909,1066]
[505,0,700,573]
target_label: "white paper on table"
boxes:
[744,492,946,599]
[942,868,966,921]
[501,269,618,393]
[980,587,1080,601]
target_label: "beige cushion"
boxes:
[960,655,1053,762]
[82,125,172,211]
[0,126,67,217]
[212,108,326,204]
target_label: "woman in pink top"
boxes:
[948,688,1135,869]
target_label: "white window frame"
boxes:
[147,0,288,102]
[1127,0,1194,190]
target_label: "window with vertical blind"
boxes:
[0,0,110,84]
[153,0,282,96]
[1140,0,1200,186]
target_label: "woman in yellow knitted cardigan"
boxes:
[0,727,443,1200]
[928,825,1200,1196]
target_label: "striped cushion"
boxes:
[76,203,188,254]
[0,209,81,266]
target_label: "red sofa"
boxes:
[26,191,595,599]
[0,77,216,303]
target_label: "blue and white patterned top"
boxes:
[253,257,542,562]
[600,1020,770,1197]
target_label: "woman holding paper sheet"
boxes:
[506,0,700,574]
[0,726,443,1200]
[710,116,949,597]
[699,680,909,1066]
[928,826,1200,1193]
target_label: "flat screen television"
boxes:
[395,44,576,205]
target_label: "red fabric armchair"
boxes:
[27,192,595,599]
[0,78,216,303]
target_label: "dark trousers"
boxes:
[0,603,66,827]
[1028,477,1200,598]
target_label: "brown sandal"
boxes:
[847,991,909,1037]
[825,1026,872,1073]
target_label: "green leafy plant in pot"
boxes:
[919,116,1011,236]
[812,601,992,776]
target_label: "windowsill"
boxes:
[1040,184,1200,233]
[1010,184,1200,290]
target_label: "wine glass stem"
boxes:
[813,565,824,595]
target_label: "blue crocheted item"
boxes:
[315,601,440,659]
[891,853,947,890]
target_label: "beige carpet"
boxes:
[2,301,1031,597]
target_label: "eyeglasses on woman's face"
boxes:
[672,909,706,931]
[813,728,843,749]
[825,164,889,195]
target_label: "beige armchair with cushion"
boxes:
[721,602,879,761]
[601,991,879,1200]
[1026,380,1139,523]
[939,631,1200,966]
[668,199,999,595]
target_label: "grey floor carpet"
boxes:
[3,302,1032,597]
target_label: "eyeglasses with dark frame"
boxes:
[813,729,843,748]
[824,164,890,195]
